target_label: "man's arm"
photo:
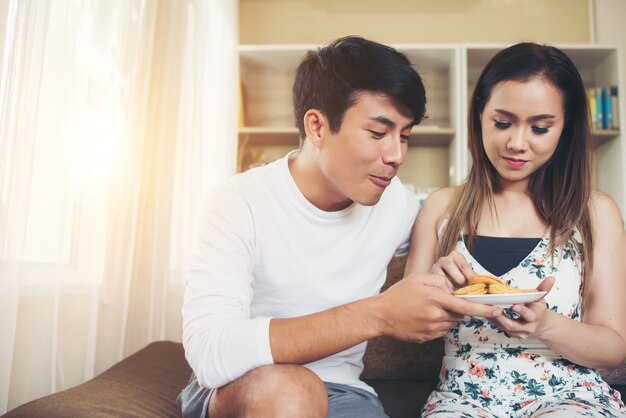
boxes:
[182,183,273,389]
[269,273,500,364]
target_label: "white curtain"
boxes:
[0,0,238,412]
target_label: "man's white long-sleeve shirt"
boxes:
[182,152,419,393]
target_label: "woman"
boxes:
[406,42,626,417]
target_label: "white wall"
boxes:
[240,0,590,44]
[593,0,626,212]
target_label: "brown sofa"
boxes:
[4,257,625,417]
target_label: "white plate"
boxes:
[458,291,547,307]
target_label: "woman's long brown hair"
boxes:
[439,43,593,286]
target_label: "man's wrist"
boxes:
[354,295,387,339]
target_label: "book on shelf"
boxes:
[596,87,604,130]
[238,78,246,128]
[610,86,619,130]
[587,88,597,129]
[588,86,619,131]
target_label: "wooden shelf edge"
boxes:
[591,129,620,148]
[239,126,299,134]
[592,129,620,137]
[239,127,300,146]
[238,126,455,147]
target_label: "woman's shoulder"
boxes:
[589,190,624,229]
[590,191,623,219]
[423,186,462,211]
[419,185,462,227]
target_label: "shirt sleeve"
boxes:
[181,181,274,389]
[394,183,421,257]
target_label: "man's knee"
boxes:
[210,364,328,418]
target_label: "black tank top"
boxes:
[466,235,541,277]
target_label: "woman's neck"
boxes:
[478,190,548,237]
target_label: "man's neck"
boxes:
[288,148,352,212]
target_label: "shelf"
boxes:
[239,127,300,146]
[238,126,455,147]
[410,126,455,147]
[592,129,620,147]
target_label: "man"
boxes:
[178,36,498,418]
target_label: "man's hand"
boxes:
[371,273,501,343]
[430,250,477,288]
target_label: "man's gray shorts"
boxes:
[177,373,389,418]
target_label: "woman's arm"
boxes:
[404,187,455,275]
[494,192,626,369]
[405,187,476,286]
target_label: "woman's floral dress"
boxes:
[422,231,626,417]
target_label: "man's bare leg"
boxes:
[209,364,328,418]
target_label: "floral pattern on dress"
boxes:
[422,231,626,417]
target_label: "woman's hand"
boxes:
[430,250,477,288]
[489,277,555,339]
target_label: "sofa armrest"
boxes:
[4,341,191,417]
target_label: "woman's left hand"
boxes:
[489,277,555,339]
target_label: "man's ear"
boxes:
[303,109,326,148]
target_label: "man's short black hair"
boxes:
[293,36,427,139]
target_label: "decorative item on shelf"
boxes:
[416,194,429,207]
[402,183,435,205]
[238,146,270,172]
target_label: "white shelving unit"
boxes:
[238,43,625,213]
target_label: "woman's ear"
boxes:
[303,109,325,148]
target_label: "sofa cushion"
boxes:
[362,337,443,381]
[365,379,436,417]
[600,364,626,385]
